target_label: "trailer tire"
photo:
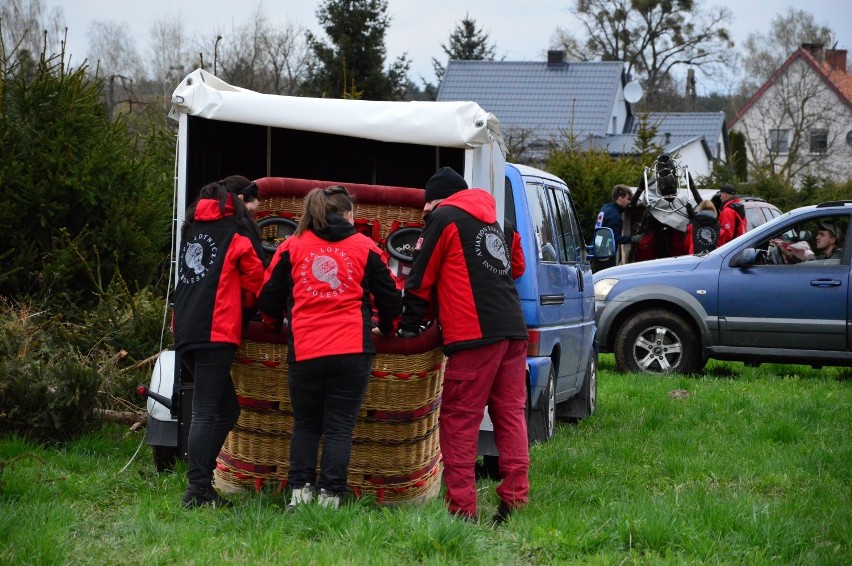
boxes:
[152,445,178,473]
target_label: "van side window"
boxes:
[550,188,579,263]
[504,177,517,227]
[529,185,558,262]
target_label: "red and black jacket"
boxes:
[173,197,266,350]
[257,215,402,362]
[401,189,527,354]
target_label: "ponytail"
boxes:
[294,186,354,236]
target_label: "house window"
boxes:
[769,129,789,153]
[809,129,828,154]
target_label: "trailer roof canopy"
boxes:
[171,69,504,149]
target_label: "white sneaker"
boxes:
[287,484,315,511]
[317,488,340,509]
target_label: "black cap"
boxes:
[719,184,736,195]
[424,167,467,202]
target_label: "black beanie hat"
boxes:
[719,183,736,195]
[424,167,468,202]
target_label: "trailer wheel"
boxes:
[152,446,178,473]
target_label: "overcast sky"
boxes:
[54,0,852,95]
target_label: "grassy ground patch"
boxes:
[2,357,850,564]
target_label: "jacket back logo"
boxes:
[475,226,510,276]
[179,234,218,285]
[298,249,354,298]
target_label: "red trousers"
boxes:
[440,339,530,517]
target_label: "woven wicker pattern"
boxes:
[216,344,446,504]
[352,406,439,443]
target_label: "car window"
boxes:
[528,184,558,262]
[550,187,579,263]
[750,214,848,265]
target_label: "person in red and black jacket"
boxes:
[257,186,402,510]
[717,184,746,246]
[173,180,265,508]
[400,167,529,525]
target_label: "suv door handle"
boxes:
[810,279,841,287]
[540,295,564,305]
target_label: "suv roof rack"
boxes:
[816,200,852,208]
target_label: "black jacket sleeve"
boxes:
[366,250,402,334]
[256,249,293,327]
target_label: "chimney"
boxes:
[664,132,671,145]
[801,42,825,59]
[825,49,848,72]
[547,50,566,67]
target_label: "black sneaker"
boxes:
[490,500,512,526]
[181,485,232,509]
[205,486,233,508]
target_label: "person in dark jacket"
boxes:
[685,200,720,254]
[257,186,402,511]
[400,167,528,525]
[173,180,266,508]
[595,184,640,268]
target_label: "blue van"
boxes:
[478,164,614,458]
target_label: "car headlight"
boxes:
[594,278,619,301]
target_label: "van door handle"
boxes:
[540,295,564,305]
[810,279,841,287]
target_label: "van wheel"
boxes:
[557,355,597,421]
[614,310,699,375]
[528,367,556,444]
[476,455,501,481]
[152,446,178,473]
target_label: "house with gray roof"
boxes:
[437,51,728,178]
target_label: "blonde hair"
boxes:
[696,200,717,216]
[295,186,354,236]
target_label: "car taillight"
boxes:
[527,329,541,356]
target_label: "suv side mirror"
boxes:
[589,227,615,260]
[733,248,758,268]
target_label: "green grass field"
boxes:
[2,357,850,565]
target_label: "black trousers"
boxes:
[287,353,372,495]
[184,345,240,487]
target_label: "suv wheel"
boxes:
[614,309,699,374]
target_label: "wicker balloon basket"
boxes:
[215,176,443,504]
[215,333,445,505]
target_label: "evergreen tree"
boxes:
[0,45,172,308]
[432,13,496,82]
[302,0,410,101]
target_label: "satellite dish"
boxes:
[624,81,644,104]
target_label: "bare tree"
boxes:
[87,21,144,79]
[553,0,734,98]
[148,16,195,90]
[0,0,65,60]
[202,4,310,95]
[733,51,847,186]
[738,8,835,97]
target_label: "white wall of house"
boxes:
[672,140,713,179]
[610,80,630,134]
[732,57,852,186]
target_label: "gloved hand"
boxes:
[631,233,645,243]
[397,328,422,338]
[686,202,695,219]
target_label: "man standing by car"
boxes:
[717,184,746,246]
[815,221,843,259]
[400,166,529,525]
[595,185,639,269]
